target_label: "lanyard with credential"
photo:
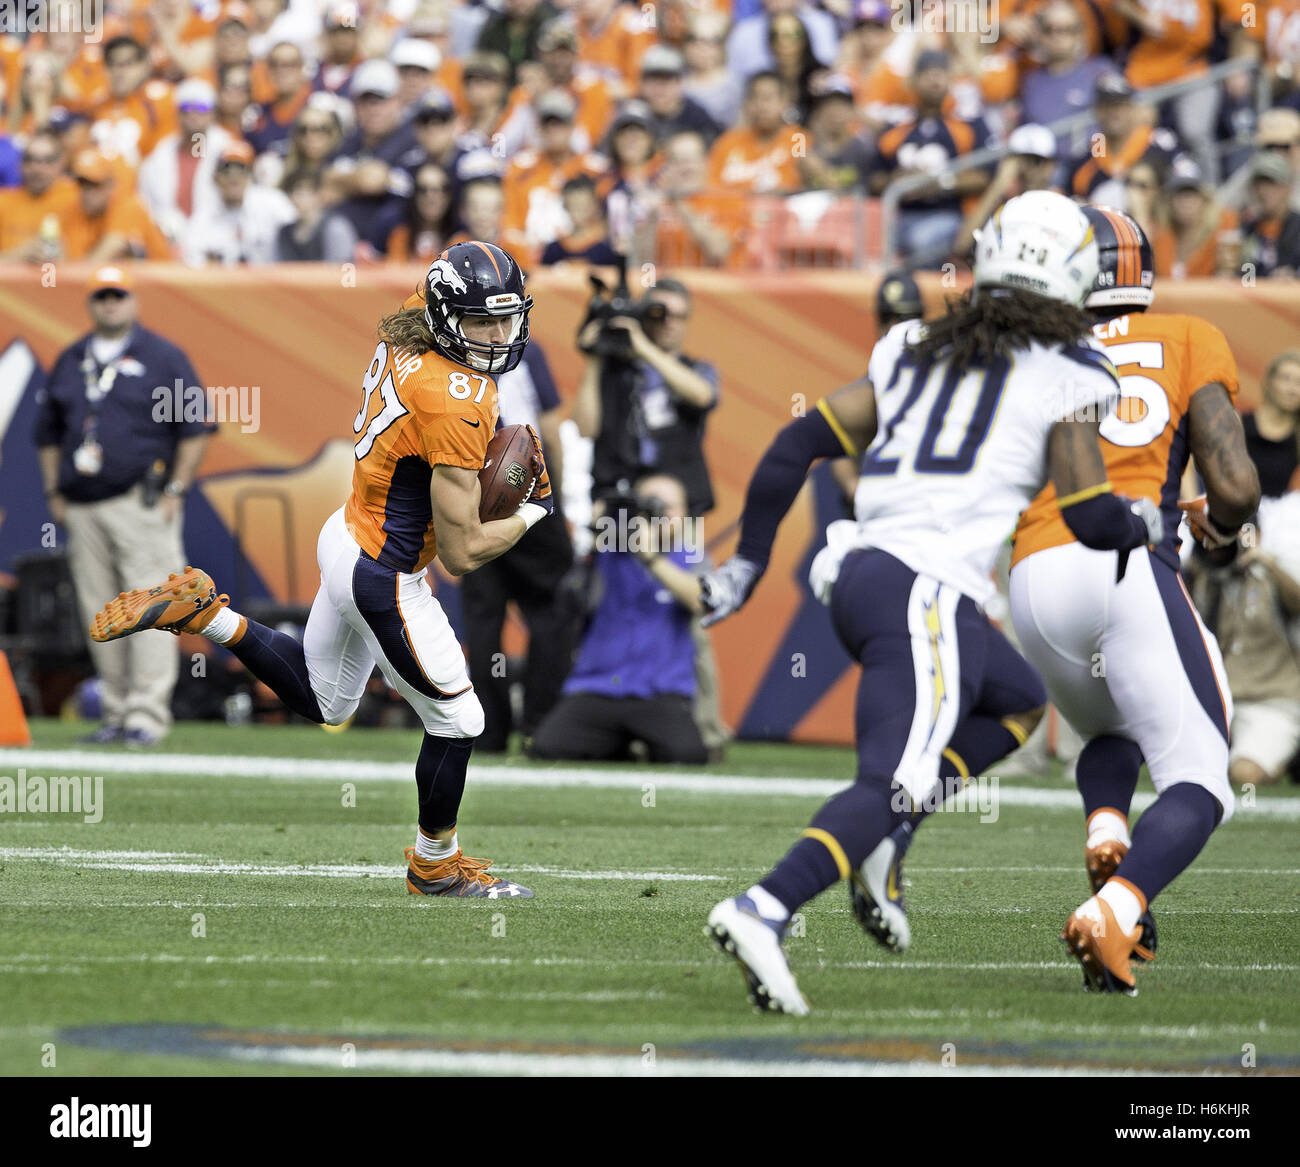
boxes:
[73,351,119,476]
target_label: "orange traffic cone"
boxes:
[0,651,31,746]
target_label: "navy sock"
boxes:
[760,780,900,915]
[1076,735,1143,821]
[1114,783,1222,904]
[416,733,473,834]
[228,619,324,723]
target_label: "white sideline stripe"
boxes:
[212,1045,1193,1077]
[0,848,720,882]
[4,747,1299,819]
[3,952,1295,973]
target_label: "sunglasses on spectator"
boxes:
[416,112,453,125]
[1125,178,1156,190]
[90,289,129,302]
[1260,141,1299,152]
[216,161,250,173]
[296,122,333,134]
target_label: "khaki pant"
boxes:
[691,615,730,752]
[64,485,186,736]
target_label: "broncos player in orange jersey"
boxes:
[1010,207,1260,992]
[87,241,554,899]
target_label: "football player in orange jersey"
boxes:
[86,243,555,900]
[1010,208,1260,993]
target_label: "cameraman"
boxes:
[574,276,718,517]
[529,474,709,763]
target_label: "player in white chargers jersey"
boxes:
[698,191,1165,1015]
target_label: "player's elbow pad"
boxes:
[1059,492,1149,552]
[736,408,850,568]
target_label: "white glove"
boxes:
[699,556,762,628]
[1129,496,1164,547]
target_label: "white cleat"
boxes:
[849,822,913,952]
[706,896,810,1016]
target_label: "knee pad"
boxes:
[422,688,484,739]
[317,692,361,727]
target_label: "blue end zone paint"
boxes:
[738,462,854,740]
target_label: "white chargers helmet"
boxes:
[972,190,1099,307]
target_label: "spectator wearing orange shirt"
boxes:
[0,131,78,262]
[215,61,258,141]
[88,36,177,183]
[650,128,748,267]
[576,0,656,93]
[1067,73,1180,208]
[1113,0,1261,181]
[209,4,275,106]
[707,71,805,195]
[1148,160,1241,278]
[60,148,172,262]
[4,50,62,140]
[497,20,617,156]
[136,0,217,84]
[502,89,609,257]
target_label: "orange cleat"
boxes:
[89,567,229,642]
[1085,837,1156,962]
[1061,897,1141,995]
[403,846,533,899]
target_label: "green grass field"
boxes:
[2,719,1297,1077]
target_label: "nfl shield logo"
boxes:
[505,462,528,489]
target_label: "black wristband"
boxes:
[1205,510,1240,540]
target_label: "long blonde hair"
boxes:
[377,306,436,355]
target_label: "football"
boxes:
[478,423,540,522]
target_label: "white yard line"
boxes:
[3,747,1299,819]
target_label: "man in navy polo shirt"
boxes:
[529,473,709,764]
[35,265,214,747]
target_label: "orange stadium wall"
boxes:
[2,266,1298,744]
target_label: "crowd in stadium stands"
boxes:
[0,0,1298,271]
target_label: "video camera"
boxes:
[577,259,667,362]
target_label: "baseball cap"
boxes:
[351,58,399,99]
[415,87,455,121]
[391,38,440,73]
[1251,152,1293,185]
[175,78,216,112]
[1007,123,1057,160]
[810,73,855,105]
[876,270,923,321]
[640,45,685,78]
[71,148,114,183]
[1256,107,1300,148]
[853,0,893,24]
[1166,156,1206,192]
[538,19,579,52]
[913,49,949,73]
[88,265,133,295]
[217,140,256,167]
[611,99,654,133]
[324,1,359,29]
[1095,72,1134,103]
[536,89,577,123]
[462,51,509,82]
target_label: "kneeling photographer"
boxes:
[530,474,709,763]
[573,271,718,518]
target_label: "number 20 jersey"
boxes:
[853,319,1120,604]
[344,338,499,574]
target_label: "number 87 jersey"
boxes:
[1012,311,1239,573]
[853,318,1121,605]
[344,336,499,574]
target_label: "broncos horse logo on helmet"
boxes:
[1081,206,1155,313]
[423,241,534,374]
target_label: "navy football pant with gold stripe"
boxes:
[761,549,1045,914]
